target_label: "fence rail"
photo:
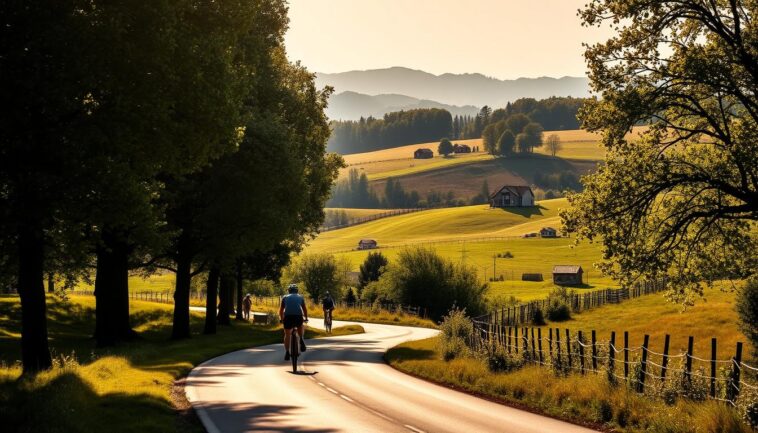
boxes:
[474,279,667,327]
[321,208,424,232]
[468,324,755,406]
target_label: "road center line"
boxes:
[405,425,426,433]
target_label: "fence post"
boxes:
[639,335,651,393]
[660,334,671,381]
[578,330,585,374]
[507,327,512,353]
[727,342,743,402]
[537,328,543,364]
[609,331,616,380]
[548,328,553,361]
[555,328,562,368]
[565,329,572,369]
[523,327,529,355]
[514,327,519,354]
[531,328,536,362]
[624,331,629,379]
[686,336,694,384]
[710,337,717,398]
[591,330,597,371]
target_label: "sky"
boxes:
[284,0,614,80]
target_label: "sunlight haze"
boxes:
[285,0,612,79]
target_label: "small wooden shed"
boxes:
[414,148,434,159]
[552,265,583,286]
[540,227,558,238]
[358,239,378,250]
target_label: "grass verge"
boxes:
[386,338,750,433]
[0,295,363,433]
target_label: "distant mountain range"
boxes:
[325,91,480,121]
[316,67,591,111]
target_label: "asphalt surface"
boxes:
[185,319,599,433]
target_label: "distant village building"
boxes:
[489,185,535,208]
[358,239,378,250]
[414,148,434,159]
[552,265,583,286]
[540,227,558,238]
[453,144,472,154]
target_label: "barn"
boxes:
[489,185,535,208]
[358,239,378,250]
[552,265,583,286]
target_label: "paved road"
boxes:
[185,320,598,433]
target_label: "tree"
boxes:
[358,252,388,289]
[563,0,758,305]
[737,279,758,357]
[522,123,544,152]
[288,254,348,302]
[438,138,454,157]
[505,113,530,135]
[545,134,562,157]
[481,124,499,155]
[515,133,530,154]
[496,130,516,156]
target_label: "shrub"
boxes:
[438,308,474,361]
[481,344,522,373]
[545,298,571,321]
[531,307,546,326]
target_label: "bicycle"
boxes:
[324,309,333,334]
[288,319,308,373]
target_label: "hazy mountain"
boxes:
[316,67,591,108]
[326,91,480,121]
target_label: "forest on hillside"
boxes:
[328,97,588,155]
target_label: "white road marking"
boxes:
[340,395,354,402]
[326,387,339,394]
[405,425,426,433]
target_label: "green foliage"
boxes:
[374,247,487,320]
[496,130,516,156]
[383,177,420,208]
[328,109,453,154]
[565,0,758,305]
[737,278,758,357]
[545,287,573,322]
[531,307,546,326]
[287,254,349,302]
[329,168,381,208]
[438,138,454,156]
[358,252,388,289]
[438,308,474,361]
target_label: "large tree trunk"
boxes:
[94,230,135,346]
[171,252,193,340]
[17,224,52,374]
[217,272,232,325]
[47,273,54,294]
[235,264,244,321]
[203,266,220,335]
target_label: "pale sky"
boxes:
[285,0,613,79]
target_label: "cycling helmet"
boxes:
[288,283,299,293]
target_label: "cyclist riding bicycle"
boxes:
[322,291,335,325]
[279,284,308,361]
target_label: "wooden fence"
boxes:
[321,208,424,232]
[469,324,755,405]
[474,279,667,327]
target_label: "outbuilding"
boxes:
[540,227,558,238]
[414,148,434,159]
[358,239,378,250]
[552,265,583,286]
[489,185,535,208]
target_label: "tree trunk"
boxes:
[94,230,135,346]
[235,264,244,321]
[171,253,193,340]
[217,272,232,325]
[17,224,52,374]
[204,266,220,335]
[47,273,54,294]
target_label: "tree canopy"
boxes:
[563,0,758,306]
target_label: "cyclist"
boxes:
[279,284,308,361]
[322,291,335,328]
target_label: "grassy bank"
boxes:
[0,295,363,433]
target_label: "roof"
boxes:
[359,239,377,243]
[552,265,583,274]
[415,148,433,152]
[541,227,557,231]
[489,185,533,200]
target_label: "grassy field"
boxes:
[325,207,404,220]
[341,152,493,181]
[73,273,176,294]
[386,286,752,432]
[341,138,484,165]
[0,295,363,433]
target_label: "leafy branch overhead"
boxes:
[562,0,758,305]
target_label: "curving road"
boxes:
[185,320,598,433]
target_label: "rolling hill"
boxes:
[326,91,479,121]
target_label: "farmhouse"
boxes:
[357,239,378,250]
[540,227,558,238]
[414,148,434,159]
[553,265,583,286]
[453,143,471,154]
[489,185,534,208]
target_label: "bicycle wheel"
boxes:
[290,331,298,373]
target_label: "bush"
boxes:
[531,307,546,326]
[377,246,487,320]
[737,278,758,357]
[545,298,571,322]
[482,344,523,372]
[438,308,473,361]
[286,253,350,302]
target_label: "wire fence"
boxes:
[468,324,755,406]
[475,279,667,326]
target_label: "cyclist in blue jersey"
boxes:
[279,284,308,361]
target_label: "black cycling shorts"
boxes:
[283,315,304,330]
